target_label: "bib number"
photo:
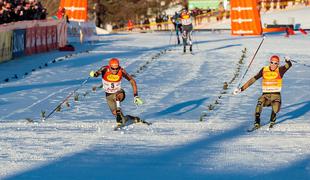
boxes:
[103,80,121,93]
[182,18,191,25]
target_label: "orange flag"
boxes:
[231,0,262,36]
[59,0,88,22]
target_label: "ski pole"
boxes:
[237,36,265,88]
[168,29,173,46]
[291,59,310,67]
[43,77,91,121]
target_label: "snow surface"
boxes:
[0,31,310,179]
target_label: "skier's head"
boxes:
[269,55,280,70]
[181,7,188,13]
[109,58,120,72]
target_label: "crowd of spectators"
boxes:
[0,0,47,25]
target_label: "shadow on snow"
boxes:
[5,122,310,180]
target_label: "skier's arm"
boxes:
[240,68,263,92]
[96,66,107,76]
[122,69,138,96]
[90,66,107,77]
[279,59,292,77]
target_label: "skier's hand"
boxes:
[134,96,144,105]
[284,56,291,63]
[233,88,241,95]
[89,71,98,77]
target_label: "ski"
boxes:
[247,124,261,132]
[113,116,152,131]
[247,122,276,132]
[247,126,260,132]
[140,119,152,126]
[268,122,276,129]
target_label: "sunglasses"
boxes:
[270,61,279,65]
[110,67,120,70]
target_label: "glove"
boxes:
[134,96,144,105]
[233,88,241,95]
[89,70,97,77]
[284,56,291,63]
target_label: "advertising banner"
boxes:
[231,0,262,36]
[0,31,13,63]
[60,0,88,22]
[46,25,56,51]
[57,21,68,48]
[25,27,36,55]
[41,26,48,52]
[13,29,26,58]
[67,21,97,43]
[35,26,48,53]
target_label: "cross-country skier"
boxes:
[233,55,292,129]
[89,58,144,128]
[180,8,194,53]
[171,11,182,44]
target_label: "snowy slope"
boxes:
[0,31,310,180]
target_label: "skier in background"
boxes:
[89,58,144,129]
[233,55,292,129]
[171,11,182,44]
[180,8,194,53]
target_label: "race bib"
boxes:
[181,18,192,25]
[102,80,121,93]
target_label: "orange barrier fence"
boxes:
[60,0,88,22]
[231,0,262,36]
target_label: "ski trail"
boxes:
[135,48,205,117]
[0,86,72,121]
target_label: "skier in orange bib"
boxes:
[90,58,144,128]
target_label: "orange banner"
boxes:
[230,0,262,36]
[60,0,88,22]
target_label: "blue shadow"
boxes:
[5,121,310,179]
[144,97,208,119]
[277,100,310,124]
[0,78,98,96]
[205,44,242,52]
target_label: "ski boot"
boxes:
[183,46,186,53]
[114,110,126,129]
[269,122,275,128]
[269,111,277,128]
[177,38,180,45]
[254,122,261,129]
[254,114,261,129]
[189,45,193,53]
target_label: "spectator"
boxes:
[0,0,47,25]
[143,18,150,30]
[217,1,225,21]
[155,15,162,30]
[162,13,169,30]
[57,7,69,23]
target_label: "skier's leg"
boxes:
[182,29,187,47]
[106,90,126,124]
[270,93,281,123]
[115,89,126,123]
[106,93,120,121]
[176,26,180,45]
[189,30,193,52]
[254,94,267,125]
